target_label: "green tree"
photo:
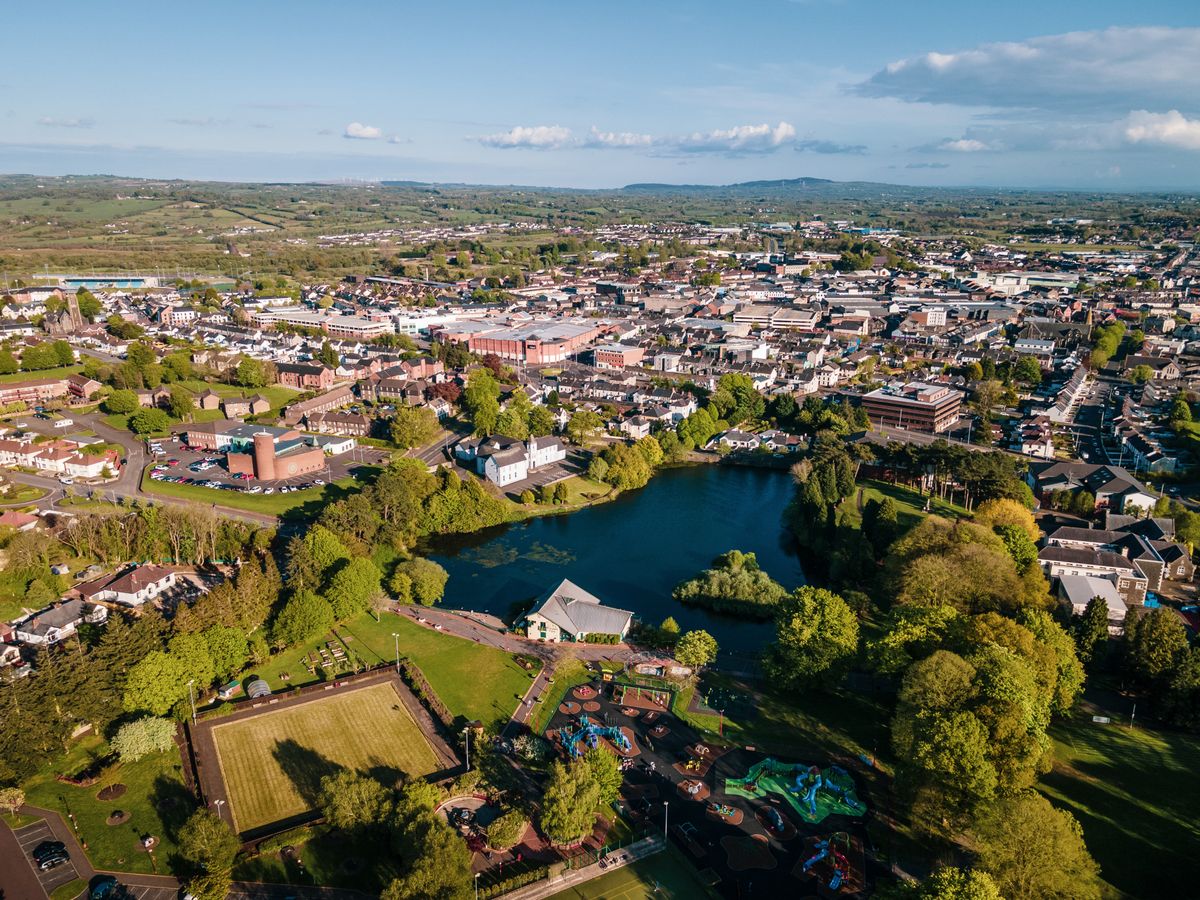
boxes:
[202,626,249,681]
[996,523,1038,574]
[102,389,140,414]
[270,590,335,647]
[566,409,604,444]
[123,650,188,715]
[168,632,216,690]
[764,587,860,689]
[111,716,177,762]
[462,369,501,436]
[325,557,383,621]
[235,357,269,388]
[1072,596,1110,669]
[528,405,556,436]
[178,809,240,890]
[674,630,719,669]
[539,759,600,845]
[128,408,171,434]
[973,792,1101,900]
[1014,355,1043,385]
[390,406,440,449]
[384,812,472,900]
[317,770,393,830]
[1124,607,1189,685]
[0,349,17,375]
[285,524,350,590]
[0,786,25,817]
[672,549,787,615]
[393,558,449,605]
[166,384,194,419]
[318,340,340,369]
[485,809,528,851]
[1127,364,1154,384]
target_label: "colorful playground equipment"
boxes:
[557,714,630,758]
[725,758,866,824]
[800,832,862,894]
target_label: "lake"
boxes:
[421,465,803,658]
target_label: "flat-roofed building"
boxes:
[861,382,963,433]
[447,320,604,364]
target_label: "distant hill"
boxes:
[622,177,835,192]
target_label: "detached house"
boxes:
[455,434,567,487]
[75,565,178,608]
[525,579,633,643]
[14,599,108,646]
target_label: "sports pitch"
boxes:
[548,850,718,900]
[211,681,441,832]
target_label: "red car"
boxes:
[167,459,180,466]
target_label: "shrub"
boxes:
[486,809,529,851]
[112,716,177,762]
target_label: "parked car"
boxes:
[31,840,65,862]
[38,848,70,870]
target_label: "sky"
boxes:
[2,0,1199,190]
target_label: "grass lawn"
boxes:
[139,467,373,518]
[22,734,193,875]
[837,479,968,533]
[504,475,616,519]
[210,682,441,833]
[549,848,719,899]
[338,612,534,730]
[3,484,48,503]
[1040,705,1200,899]
[0,364,83,384]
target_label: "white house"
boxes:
[456,434,567,487]
[525,579,633,643]
[14,600,108,646]
[77,565,178,608]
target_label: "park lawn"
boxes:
[504,475,615,519]
[1040,707,1200,900]
[0,364,83,384]
[338,612,533,730]
[4,484,48,503]
[22,733,192,875]
[139,467,371,517]
[531,657,592,735]
[548,847,719,899]
[176,379,302,413]
[837,479,968,534]
[210,681,441,833]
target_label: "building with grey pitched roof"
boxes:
[525,579,633,643]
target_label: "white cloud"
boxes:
[794,139,866,155]
[584,127,654,149]
[387,135,412,145]
[856,27,1200,112]
[675,121,796,154]
[343,122,383,140]
[38,116,94,129]
[478,125,574,149]
[939,138,990,152]
[1123,110,1200,151]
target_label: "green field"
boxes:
[210,682,440,833]
[837,479,968,532]
[1040,705,1200,899]
[339,612,535,730]
[548,849,718,899]
[0,364,83,383]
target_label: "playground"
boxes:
[724,759,866,824]
[540,676,873,898]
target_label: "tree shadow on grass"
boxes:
[271,739,342,808]
[365,763,408,790]
[149,774,200,875]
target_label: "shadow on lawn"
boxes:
[272,739,342,807]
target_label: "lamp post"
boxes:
[392,632,400,674]
[663,801,668,840]
[213,798,225,820]
[463,725,471,769]
[474,871,481,900]
[186,679,197,726]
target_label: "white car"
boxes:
[263,487,275,495]
[247,486,263,494]
[314,479,325,486]
[59,477,74,485]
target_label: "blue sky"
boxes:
[3,0,1199,189]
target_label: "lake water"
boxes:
[421,465,803,658]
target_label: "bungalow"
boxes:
[14,599,108,646]
[712,430,761,451]
[525,579,633,643]
[0,510,39,531]
[76,565,178,608]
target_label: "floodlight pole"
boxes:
[663,801,668,839]
[186,679,197,725]
[392,632,400,673]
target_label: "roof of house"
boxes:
[1039,544,1140,572]
[1057,574,1127,617]
[0,510,38,529]
[531,578,633,637]
[18,599,91,636]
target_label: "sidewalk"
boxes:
[500,835,665,900]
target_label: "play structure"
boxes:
[798,832,864,895]
[612,682,670,710]
[556,714,630,758]
[725,759,866,824]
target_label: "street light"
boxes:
[392,632,400,674]
[213,799,225,818]
[463,726,471,769]
[663,801,669,840]
[186,679,197,726]
[474,871,481,900]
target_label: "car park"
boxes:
[31,840,66,862]
[38,848,70,870]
